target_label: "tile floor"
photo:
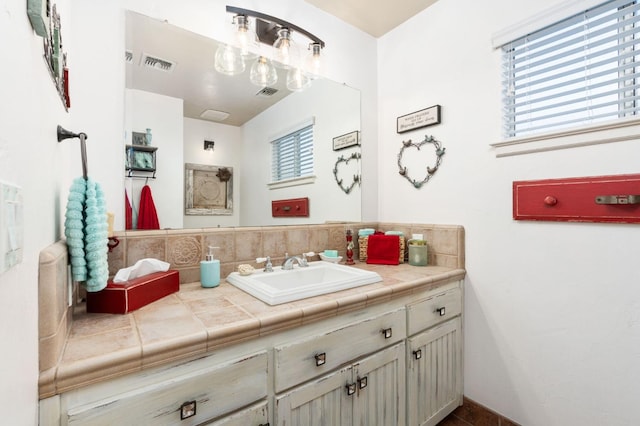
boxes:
[438,398,520,426]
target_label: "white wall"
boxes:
[378,0,640,424]
[183,117,242,228]
[241,78,361,226]
[125,89,183,229]
[0,0,72,423]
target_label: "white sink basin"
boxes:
[226,261,382,305]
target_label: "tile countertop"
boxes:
[40,262,465,398]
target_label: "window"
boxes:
[501,0,640,139]
[270,122,314,184]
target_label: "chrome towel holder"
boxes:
[57,125,88,179]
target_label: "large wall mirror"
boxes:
[124,11,362,230]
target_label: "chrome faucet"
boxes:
[282,252,315,270]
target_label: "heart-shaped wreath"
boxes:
[333,151,361,194]
[397,135,445,188]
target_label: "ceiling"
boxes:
[304,0,439,37]
[125,11,292,127]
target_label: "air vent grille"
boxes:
[141,53,175,72]
[256,87,278,97]
[125,50,133,63]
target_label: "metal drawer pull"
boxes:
[315,352,326,366]
[381,328,393,339]
[436,307,446,316]
[346,382,357,396]
[358,376,368,389]
[595,195,640,205]
[180,400,197,420]
[413,349,422,360]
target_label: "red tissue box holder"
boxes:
[86,270,180,314]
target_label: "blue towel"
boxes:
[358,228,375,237]
[64,177,109,292]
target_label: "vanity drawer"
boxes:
[66,351,267,425]
[274,308,406,392]
[407,287,462,335]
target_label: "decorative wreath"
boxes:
[397,135,445,188]
[333,151,361,194]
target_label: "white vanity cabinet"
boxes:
[406,287,463,426]
[275,342,406,426]
[40,281,464,426]
[50,351,268,425]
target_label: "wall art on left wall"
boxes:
[28,0,70,110]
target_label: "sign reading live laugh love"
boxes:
[397,105,441,133]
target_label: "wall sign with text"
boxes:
[332,131,360,151]
[397,105,441,133]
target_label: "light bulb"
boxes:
[234,15,258,58]
[273,28,299,68]
[250,57,278,87]
[286,67,311,92]
[214,43,245,76]
[304,43,323,78]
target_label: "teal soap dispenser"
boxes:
[200,246,220,288]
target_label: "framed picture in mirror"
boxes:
[184,163,233,215]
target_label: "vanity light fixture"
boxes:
[215,5,325,91]
[204,140,215,152]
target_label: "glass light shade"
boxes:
[273,28,300,68]
[286,67,311,92]
[214,43,245,76]
[304,43,323,79]
[250,57,278,87]
[234,15,259,58]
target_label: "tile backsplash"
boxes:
[107,222,465,284]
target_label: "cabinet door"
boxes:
[407,317,462,426]
[275,365,353,426]
[352,342,406,426]
[204,401,269,426]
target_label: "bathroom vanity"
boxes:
[38,223,465,425]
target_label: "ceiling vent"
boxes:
[256,87,278,97]
[141,53,175,72]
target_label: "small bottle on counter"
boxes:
[408,234,428,266]
[200,246,220,288]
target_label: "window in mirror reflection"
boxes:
[271,119,314,183]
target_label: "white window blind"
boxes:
[502,0,640,138]
[271,123,314,182]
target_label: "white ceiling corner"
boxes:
[304,0,439,37]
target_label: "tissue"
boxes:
[113,258,170,283]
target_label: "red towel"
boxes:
[125,191,133,230]
[137,185,160,230]
[366,234,400,265]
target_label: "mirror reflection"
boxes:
[124,11,362,230]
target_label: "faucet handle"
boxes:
[256,256,273,272]
[299,251,315,267]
